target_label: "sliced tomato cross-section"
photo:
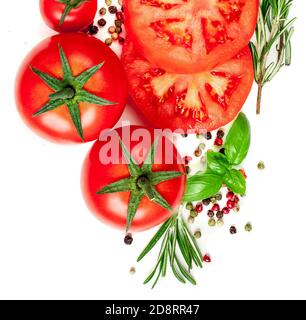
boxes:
[122,40,254,132]
[125,0,258,73]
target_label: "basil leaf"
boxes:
[184,174,223,202]
[224,113,251,166]
[206,152,230,176]
[223,169,246,196]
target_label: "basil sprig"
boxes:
[184,113,251,202]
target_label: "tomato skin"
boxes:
[122,40,254,132]
[16,33,128,144]
[40,0,97,32]
[81,126,186,232]
[125,0,258,73]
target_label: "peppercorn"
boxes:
[105,0,112,6]
[226,191,234,199]
[105,38,113,46]
[205,132,212,140]
[216,211,223,219]
[194,230,202,239]
[118,37,125,45]
[196,133,204,139]
[200,156,206,164]
[216,193,222,201]
[214,137,223,147]
[234,205,241,213]
[186,202,193,210]
[230,226,237,235]
[222,207,230,215]
[115,26,122,34]
[217,129,225,139]
[208,218,216,227]
[108,26,116,34]
[181,133,188,138]
[234,195,240,203]
[88,25,99,35]
[199,143,206,150]
[111,32,119,40]
[116,11,124,21]
[109,5,118,14]
[188,216,195,224]
[203,254,211,263]
[207,210,214,218]
[227,200,236,209]
[245,223,253,232]
[190,210,198,218]
[257,161,265,170]
[115,19,122,28]
[195,203,203,213]
[98,18,107,27]
[210,196,217,204]
[99,7,107,15]
[217,219,224,227]
[130,267,136,275]
[194,148,202,157]
[202,198,211,206]
[212,204,220,212]
[124,233,133,245]
[118,0,123,5]
[184,156,192,165]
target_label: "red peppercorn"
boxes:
[234,195,240,203]
[227,200,236,209]
[203,254,211,263]
[226,191,234,199]
[118,37,125,45]
[212,204,220,212]
[222,207,230,215]
[116,11,124,21]
[196,203,203,213]
[214,138,223,147]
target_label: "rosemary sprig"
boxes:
[250,0,296,114]
[137,213,203,289]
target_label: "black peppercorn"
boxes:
[98,18,107,27]
[202,198,211,206]
[124,233,133,245]
[217,129,225,139]
[109,6,118,14]
[230,226,237,235]
[205,132,212,140]
[88,25,99,35]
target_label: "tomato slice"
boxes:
[125,0,258,73]
[122,40,254,132]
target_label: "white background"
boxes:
[0,0,305,300]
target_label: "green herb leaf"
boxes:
[206,151,230,176]
[184,173,223,202]
[224,113,251,166]
[224,169,246,196]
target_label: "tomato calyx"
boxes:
[57,0,88,26]
[31,44,116,141]
[96,138,184,232]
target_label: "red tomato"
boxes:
[125,0,258,73]
[122,40,254,132]
[82,126,186,232]
[40,0,97,32]
[16,33,128,143]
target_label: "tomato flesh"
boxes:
[82,126,186,232]
[122,40,254,132]
[125,0,258,73]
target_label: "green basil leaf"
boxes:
[206,151,230,176]
[223,169,246,196]
[183,174,223,202]
[224,113,251,166]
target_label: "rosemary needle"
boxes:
[250,0,296,114]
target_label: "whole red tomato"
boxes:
[16,33,128,143]
[81,126,186,232]
[40,0,97,32]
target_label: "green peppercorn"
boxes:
[210,197,217,204]
[190,210,198,218]
[257,161,265,170]
[245,223,253,232]
[99,7,107,15]
[217,219,224,227]
[194,230,202,239]
[216,193,222,201]
[196,133,204,139]
[199,143,206,150]
[188,216,195,224]
[208,218,216,227]
[186,202,194,210]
